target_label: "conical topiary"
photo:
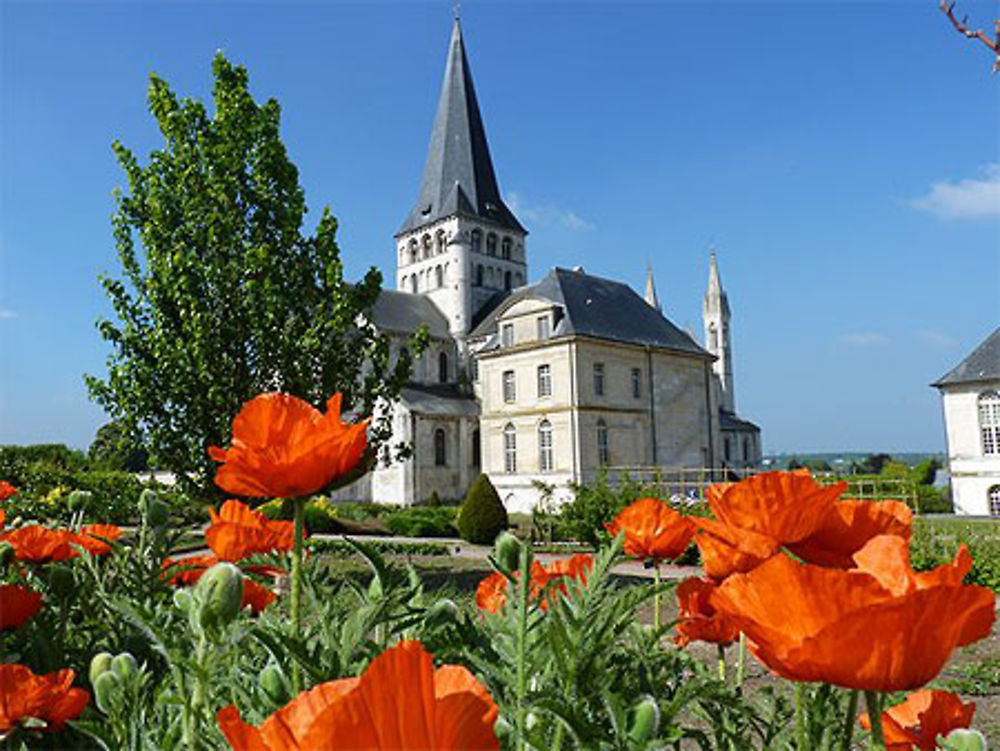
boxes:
[457,474,508,544]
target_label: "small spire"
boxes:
[707,249,722,295]
[453,0,461,21]
[644,264,661,312]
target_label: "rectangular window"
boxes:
[631,368,641,399]
[593,363,605,396]
[470,356,479,382]
[503,370,516,403]
[539,424,553,472]
[501,323,514,347]
[504,427,517,473]
[537,364,552,397]
[597,421,609,466]
[536,315,550,341]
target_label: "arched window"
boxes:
[400,275,408,291]
[470,229,482,253]
[743,437,750,461]
[979,391,1000,455]
[990,485,1000,516]
[504,270,512,291]
[422,234,432,259]
[709,324,718,351]
[399,246,407,265]
[724,437,732,462]
[486,268,494,287]
[538,419,553,472]
[515,272,524,286]
[435,229,446,254]
[501,237,512,260]
[475,265,484,287]
[435,265,443,288]
[503,423,517,473]
[409,275,417,293]
[434,428,446,467]
[472,429,481,467]
[486,233,497,256]
[438,352,448,383]
[596,419,609,466]
[409,240,418,264]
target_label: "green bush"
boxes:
[456,474,508,544]
[385,507,457,538]
[911,517,1000,592]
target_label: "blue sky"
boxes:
[1,1,998,454]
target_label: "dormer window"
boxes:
[537,315,550,341]
[421,203,432,216]
[501,323,514,347]
[486,233,497,256]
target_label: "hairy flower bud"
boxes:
[89,652,114,686]
[111,652,138,681]
[139,489,169,528]
[194,561,244,632]
[493,531,522,575]
[93,670,120,714]
[941,729,988,751]
[424,598,459,629]
[0,542,14,566]
[48,564,75,600]
[259,664,289,705]
[67,490,93,512]
[173,588,193,611]
[627,695,661,744]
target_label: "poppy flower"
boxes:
[859,690,976,751]
[692,516,781,581]
[0,585,43,630]
[206,500,295,561]
[674,577,739,648]
[75,524,124,556]
[0,526,79,563]
[710,536,996,691]
[163,555,277,613]
[0,665,89,733]
[217,640,499,750]
[209,393,369,499]
[0,481,17,500]
[476,555,593,613]
[606,498,695,562]
[0,508,6,528]
[787,499,912,569]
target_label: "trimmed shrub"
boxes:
[385,507,457,538]
[456,474,508,544]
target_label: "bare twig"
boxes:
[939,0,1000,71]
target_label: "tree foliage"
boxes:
[86,54,420,498]
[89,420,149,472]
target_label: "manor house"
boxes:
[346,19,761,512]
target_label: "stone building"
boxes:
[933,326,1000,516]
[346,19,761,509]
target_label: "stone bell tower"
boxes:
[703,250,734,412]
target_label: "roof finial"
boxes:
[453,0,461,21]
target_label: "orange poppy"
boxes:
[209,393,369,499]
[787,499,912,568]
[206,500,295,561]
[859,690,976,751]
[162,555,277,613]
[218,640,498,750]
[476,555,594,613]
[0,665,89,733]
[692,516,781,581]
[0,585,43,630]
[0,526,79,563]
[706,470,846,545]
[710,537,996,691]
[75,524,124,556]
[606,498,694,562]
[0,508,6,528]
[0,481,17,500]
[673,577,739,648]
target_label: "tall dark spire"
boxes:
[398,19,524,235]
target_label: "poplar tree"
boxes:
[86,54,420,497]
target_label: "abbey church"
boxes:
[351,19,761,512]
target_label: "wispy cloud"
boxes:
[918,329,959,349]
[0,307,16,320]
[910,163,1000,218]
[840,332,889,347]
[506,191,595,232]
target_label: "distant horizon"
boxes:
[2,2,997,455]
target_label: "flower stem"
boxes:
[653,562,661,630]
[865,691,885,750]
[717,644,726,682]
[840,689,859,751]
[736,631,745,691]
[515,545,531,751]
[795,683,808,751]
[291,496,306,692]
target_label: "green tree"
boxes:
[89,420,149,471]
[86,54,420,498]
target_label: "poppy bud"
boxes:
[111,652,138,681]
[0,542,14,566]
[493,532,522,575]
[626,695,660,744]
[259,664,289,705]
[48,564,75,600]
[940,729,987,751]
[173,588,193,611]
[424,598,459,629]
[139,489,169,528]
[89,652,114,686]
[193,562,244,632]
[93,670,120,714]
[67,490,92,512]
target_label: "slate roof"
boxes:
[933,326,1000,387]
[370,289,451,339]
[470,267,710,358]
[719,410,760,432]
[400,384,480,417]
[398,20,524,236]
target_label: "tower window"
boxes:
[435,265,443,288]
[537,316,550,341]
[434,428,446,467]
[476,264,484,287]
[503,370,516,403]
[709,324,718,352]
[597,419,609,466]
[538,420,553,472]
[980,391,1000,455]
[503,423,517,473]
[743,437,750,461]
[501,237,512,260]
[593,363,605,396]
[409,240,418,264]
[438,352,448,383]
[631,368,641,399]
[436,230,446,255]
[501,323,514,347]
[410,275,417,293]
[472,429,481,467]
[724,437,732,462]
[537,364,552,397]
[401,275,408,291]
[486,233,497,256]
[990,485,1000,516]
[470,356,479,382]
[504,270,512,291]
[422,234,432,259]
[471,229,482,253]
